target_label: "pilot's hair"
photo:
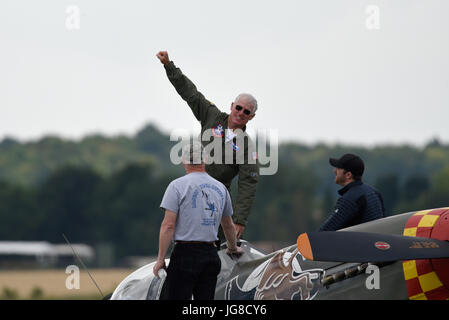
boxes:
[182,140,205,165]
[234,93,258,114]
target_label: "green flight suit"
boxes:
[164,61,259,227]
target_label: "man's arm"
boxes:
[233,137,259,237]
[318,197,359,231]
[156,51,220,125]
[153,209,177,277]
[234,163,258,231]
[221,216,243,257]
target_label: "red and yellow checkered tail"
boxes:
[402,208,449,300]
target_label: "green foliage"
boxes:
[396,165,449,213]
[29,287,44,300]
[374,173,400,216]
[0,124,175,187]
[0,287,19,300]
[0,181,38,240]
[36,165,104,243]
[248,163,319,241]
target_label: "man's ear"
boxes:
[249,113,255,120]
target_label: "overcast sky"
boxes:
[1,0,448,146]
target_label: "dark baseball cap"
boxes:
[329,153,364,176]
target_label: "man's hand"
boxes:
[156,51,170,66]
[235,223,245,239]
[153,259,166,278]
[226,246,244,260]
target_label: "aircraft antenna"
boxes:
[62,233,105,299]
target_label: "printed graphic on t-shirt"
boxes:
[191,183,224,227]
[202,190,217,226]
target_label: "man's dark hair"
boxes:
[343,169,362,181]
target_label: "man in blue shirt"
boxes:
[319,153,386,231]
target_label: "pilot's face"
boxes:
[229,100,255,129]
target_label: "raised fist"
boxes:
[156,51,170,65]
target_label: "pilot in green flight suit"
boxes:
[157,51,259,240]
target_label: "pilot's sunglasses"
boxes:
[235,105,252,115]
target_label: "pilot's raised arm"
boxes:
[156,51,220,125]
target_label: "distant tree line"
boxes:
[1,123,449,264]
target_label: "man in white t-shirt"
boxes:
[153,141,243,300]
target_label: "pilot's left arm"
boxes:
[233,138,259,237]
